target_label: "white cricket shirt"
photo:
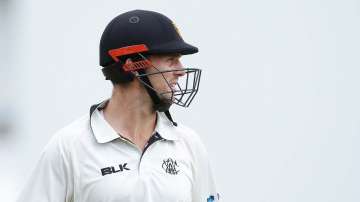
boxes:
[17,101,219,202]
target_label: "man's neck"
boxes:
[102,85,157,150]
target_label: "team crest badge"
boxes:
[162,158,180,175]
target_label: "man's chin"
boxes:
[161,97,173,106]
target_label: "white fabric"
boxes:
[17,107,219,202]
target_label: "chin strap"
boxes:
[164,110,178,126]
[137,69,178,127]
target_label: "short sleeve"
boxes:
[16,134,73,202]
[193,157,220,202]
[189,132,220,202]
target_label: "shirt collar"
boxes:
[89,100,179,144]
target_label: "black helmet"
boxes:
[99,10,202,126]
[100,9,198,67]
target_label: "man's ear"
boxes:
[125,58,140,76]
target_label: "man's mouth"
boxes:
[169,81,178,90]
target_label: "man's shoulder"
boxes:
[44,114,92,154]
[174,123,209,156]
[175,123,200,141]
[55,113,90,140]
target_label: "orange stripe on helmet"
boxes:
[108,44,149,62]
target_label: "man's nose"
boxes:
[173,61,186,77]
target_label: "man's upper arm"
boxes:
[180,126,220,202]
[192,139,220,201]
[17,133,73,202]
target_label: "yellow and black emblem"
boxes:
[172,21,183,39]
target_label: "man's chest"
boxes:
[73,139,193,202]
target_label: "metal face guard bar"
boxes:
[136,68,202,108]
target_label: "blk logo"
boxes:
[162,158,179,175]
[101,163,130,176]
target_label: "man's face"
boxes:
[145,53,185,101]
